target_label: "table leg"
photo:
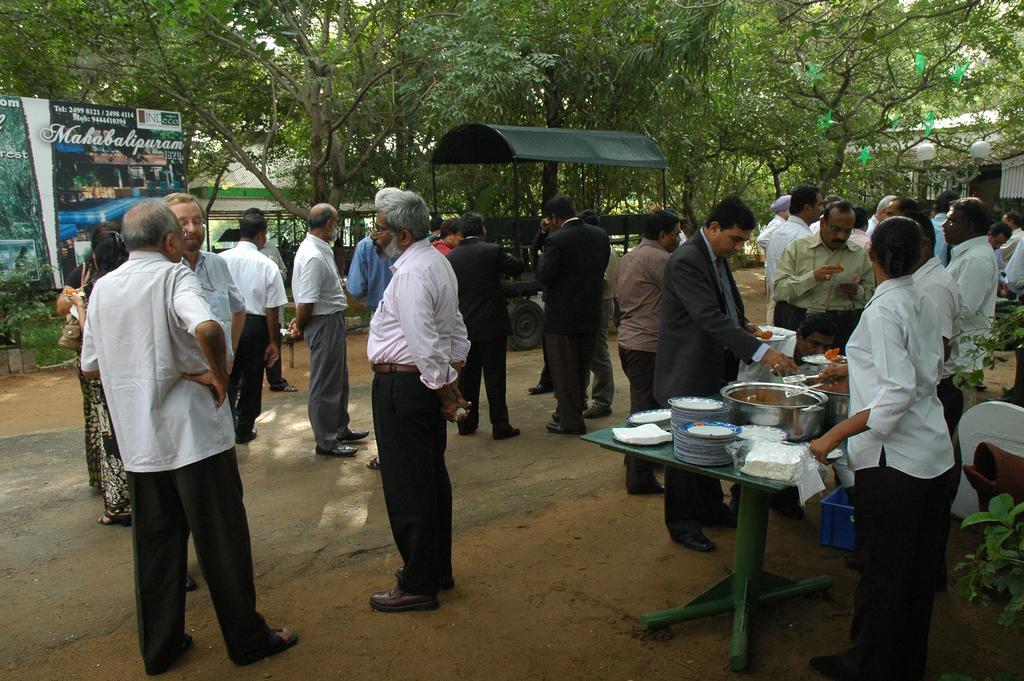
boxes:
[639,485,832,672]
[729,486,771,670]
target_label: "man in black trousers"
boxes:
[654,196,798,552]
[220,209,289,444]
[80,201,295,675]
[447,212,525,440]
[366,188,470,612]
[536,194,610,435]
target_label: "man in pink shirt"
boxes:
[366,188,470,613]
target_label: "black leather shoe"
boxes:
[339,428,369,442]
[367,457,381,470]
[232,628,299,666]
[551,410,560,423]
[670,531,716,552]
[235,429,257,445]
[627,481,665,495]
[583,405,612,419]
[808,655,857,680]
[492,425,520,440]
[315,443,357,457]
[457,424,478,436]
[528,383,554,395]
[546,422,585,435]
[395,566,454,591]
[185,574,198,592]
[369,587,439,612]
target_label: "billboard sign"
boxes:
[0,95,187,286]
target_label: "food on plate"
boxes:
[834,264,844,272]
[754,330,773,340]
[824,347,845,363]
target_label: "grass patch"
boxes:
[20,315,77,368]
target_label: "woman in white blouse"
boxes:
[808,216,954,681]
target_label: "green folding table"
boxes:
[581,426,832,672]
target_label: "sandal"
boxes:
[269,383,298,392]
[98,512,132,527]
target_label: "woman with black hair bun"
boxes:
[56,223,132,526]
[807,216,954,681]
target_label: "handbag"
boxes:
[57,264,90,351]
[57,316,82,350]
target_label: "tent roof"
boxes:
[431,123,667,169]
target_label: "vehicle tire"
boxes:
[507,298,544,351]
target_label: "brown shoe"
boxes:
[369,587,439,612]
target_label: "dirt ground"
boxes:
[1,267,1019,681]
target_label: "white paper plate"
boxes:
[802,353,847,366]
[751,325,794,343]
[668,396,726,411]
[627,409,671,425]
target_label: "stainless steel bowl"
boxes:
[720,382,827,441]
[816,386,850,428]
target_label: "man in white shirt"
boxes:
[221,209,289,445]
[287,204,369,457]
[165,193,245,363]
[257,220,298,393]
[944,197,999,407]
[757,195,790,324]
[1000,210,1023,262]
[756,194,790,253]
[765,184,823,324]
[366,188,470,612]
[865,194,897,236]
[80,201,296,674]
[904,211,964,429]
[1006,230,1024,296]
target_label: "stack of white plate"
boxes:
[668,396,730,429]
[673,421,740,466]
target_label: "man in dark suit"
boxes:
[447,212,525,440]
[536,194,610,434]
[654,196,799,552]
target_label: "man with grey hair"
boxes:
[366,188,470,612]
[288,203,369,458]
[866,194,898,236]
[80,200,296,674]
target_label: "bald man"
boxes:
[288,204,369,458]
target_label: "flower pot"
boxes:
[963,442,1024,510]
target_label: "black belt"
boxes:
[372,363,420,374]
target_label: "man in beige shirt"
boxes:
[615,209,681,495]
[773,199,874,350]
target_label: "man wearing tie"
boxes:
[654,196,799,552]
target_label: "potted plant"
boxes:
[0,266,49,373]
[938,493,1023,681]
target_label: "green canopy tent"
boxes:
[430,123,669,350]
[430,124,668,240]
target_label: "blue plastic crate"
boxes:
[820,486,855,551]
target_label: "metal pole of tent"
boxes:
[431,163,439,218]
[512,159,521,257]
[661,169,668,207]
